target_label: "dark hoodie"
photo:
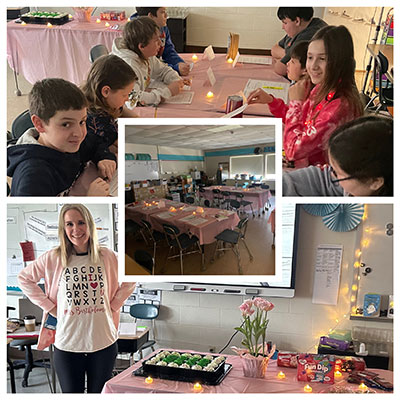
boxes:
[7,128,116,196]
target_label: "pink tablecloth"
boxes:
[134,54,287,118]
[103,349,393,394]
[203,185,271,210]
[126,201,240,245]
[7,17,123,85]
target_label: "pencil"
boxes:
[154,107,158,118]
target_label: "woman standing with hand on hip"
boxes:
[18,204,135,393]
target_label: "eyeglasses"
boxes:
[328,165,355,184]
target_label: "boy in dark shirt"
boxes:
[7,78,116,196]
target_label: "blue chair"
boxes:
[8,110,33,144]
[129,304,159,360]
[235,193,255,218]
[211,217,253,274]
[163,224,204,274]
[89,44,108,63]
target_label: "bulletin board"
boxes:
[7,204,115,291]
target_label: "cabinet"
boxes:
[167,17,187,53]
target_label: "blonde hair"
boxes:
[56,204,100,266]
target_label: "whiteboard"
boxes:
[126,160,160,182]
[7,204,115,291]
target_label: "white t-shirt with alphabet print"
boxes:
[55,253,117,352]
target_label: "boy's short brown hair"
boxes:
[289,40,309,69]
[122,16,159,60]
[29,78,88,123]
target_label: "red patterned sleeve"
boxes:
[283,98,346,162]
[267,96,288,120]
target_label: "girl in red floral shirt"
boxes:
[248,25,363,167]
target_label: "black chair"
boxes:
[235,193,255,218]
[365,52,393,114]
[126,219,147,245]
[185,196,195,204]
[8,110,34,144]
[220,191,231,209]
[204,199,211,208]
[134,250,155,275]
[163,224,204,274]
[212,188,223,208]
[140,220,164,269]
[229,199,241,213]
[89,44,108,63]
[129,303,159,360]
[211,217,253,274]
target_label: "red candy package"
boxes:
[277,352,298,368]
[297,354,335,384]
[335,356,366,372]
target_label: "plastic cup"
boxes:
[24,315,36,332]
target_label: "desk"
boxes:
[102,349,393,393]
[366,44,393,83]
[126,200,240,245]
[68,162,117,197]
[203,185,271,214]
[125,254,151,275]
[7,17,122,86]
[135,54,287,118]
[117,327,150,354]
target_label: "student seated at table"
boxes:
[132,7,191,76]
[112,17,189,106]
[283,116,393,196]
[271,7,327,77]
[82,54,138,154]
[248,25,364,168]
[7,78,116,196]
[260,40,309,119]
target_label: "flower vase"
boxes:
[240,355,269,378]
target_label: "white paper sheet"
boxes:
[207,67,216,86]
[243,79,289,103]
[312,244,343,305]
[165,92,194,104]
[238,55,272,65]
[203,45,216,60]
[118,322,137,336]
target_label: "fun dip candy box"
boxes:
[297,354,335,384]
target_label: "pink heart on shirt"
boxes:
[90,282,98,289]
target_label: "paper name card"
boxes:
[232,51,240,68]
[207,67,216,86]
[243,79,290,103]
[118,322,137,336]
[203,45,215,61]
[165,92,194,104]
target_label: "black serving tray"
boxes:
[20,14,70,25]
[133,363,232,385]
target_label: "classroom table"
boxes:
[102,349,393,394]
[126,200,240,245]
[68,162,117,197]
[202,185,271,215]
[7,17,123,86]
[134,54,288,118]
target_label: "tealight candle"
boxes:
[206,91,214,98]
[334,370,343,380]
[277,371,286,379]
[193,211,196,215]
[96,18,101,23]
[68,14,73,19]
[192,54,198,61]
[47,22,53,28]
[105,22,110,27]
[193,382,202,392]
[358,383,368,393]
[145,376,153,384]
[227,58,233,63]
[21,21,27,26]
[304,384,313,393]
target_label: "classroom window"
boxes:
[230,155,263,179]
[265,153,275,178]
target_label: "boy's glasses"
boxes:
[328,165,355,184]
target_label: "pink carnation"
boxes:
[253,297,274,312]
[239,299,255,316]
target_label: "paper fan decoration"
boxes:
[302,204,340,216]
[322,204,365,232]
